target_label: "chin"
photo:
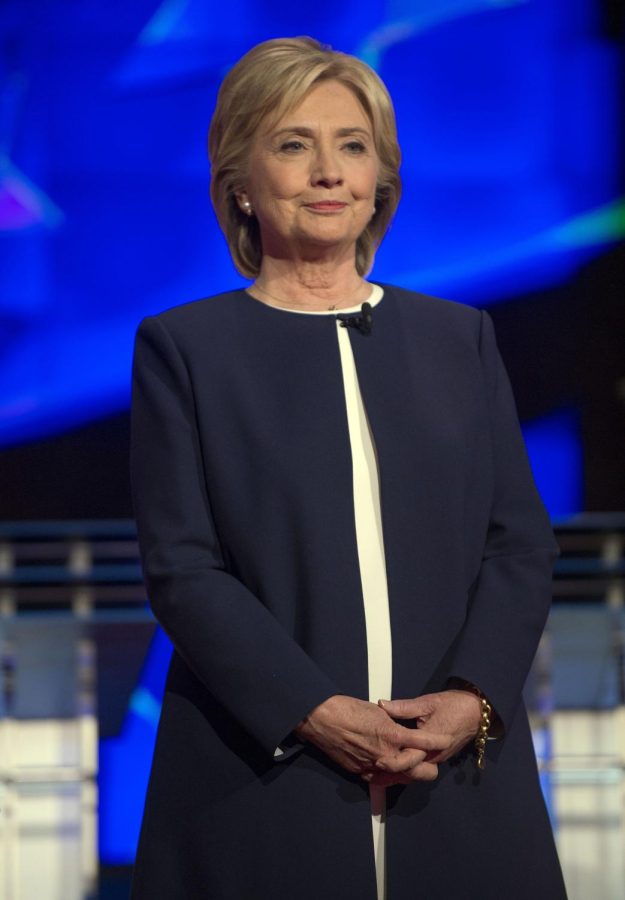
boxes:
[297,226,361,248]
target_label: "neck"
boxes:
[249,255,370,312]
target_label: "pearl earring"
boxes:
[242,200,253,216]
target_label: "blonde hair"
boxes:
[208,37,401,278]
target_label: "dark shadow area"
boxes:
[0,412,132,519]
[489,245,625,510]
[99,866,133,899]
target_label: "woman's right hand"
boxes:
[294,694,450,786]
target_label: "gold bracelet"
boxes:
[448,679,494,769]
[470,688,492,770]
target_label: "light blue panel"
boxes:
[546,605,625,709]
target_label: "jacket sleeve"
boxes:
[447,310,559,732]
[130,315,339,756]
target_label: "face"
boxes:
[238,80,379,262]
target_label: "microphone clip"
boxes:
[337,302,373,336]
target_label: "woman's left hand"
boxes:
[369,691,482,782]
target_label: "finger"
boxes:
[425,749,454,765]
[378,698,422,718]
[375,748,426,773]
[405,761,439,782]
[375,756,439,783]
[360,765,413,787]
[379,697,435,720]
[365,772,412,787]
[388,727,452,754]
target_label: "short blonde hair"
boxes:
[209,37,401,278]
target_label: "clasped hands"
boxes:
[295,691,482,787]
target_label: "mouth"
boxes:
[304,201,348,212]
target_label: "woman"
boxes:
[130,37,567,899]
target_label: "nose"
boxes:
[310,144,343,188]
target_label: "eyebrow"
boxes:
[271,126,372,139]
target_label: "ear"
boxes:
[235,191,253,216]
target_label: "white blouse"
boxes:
[270,283,392,900]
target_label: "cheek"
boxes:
[355,163,379,199]
[258,172,302,204]
[355,181,377,204]
[246,159,287,204]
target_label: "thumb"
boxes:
[378,697,431,719]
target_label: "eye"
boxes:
[279,140,306,153]
[343,140,367,154]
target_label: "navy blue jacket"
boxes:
[130,285,567,899]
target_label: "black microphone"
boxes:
[360,301,373,335]
[337,301,373,336]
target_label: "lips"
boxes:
[304,201,347,211]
